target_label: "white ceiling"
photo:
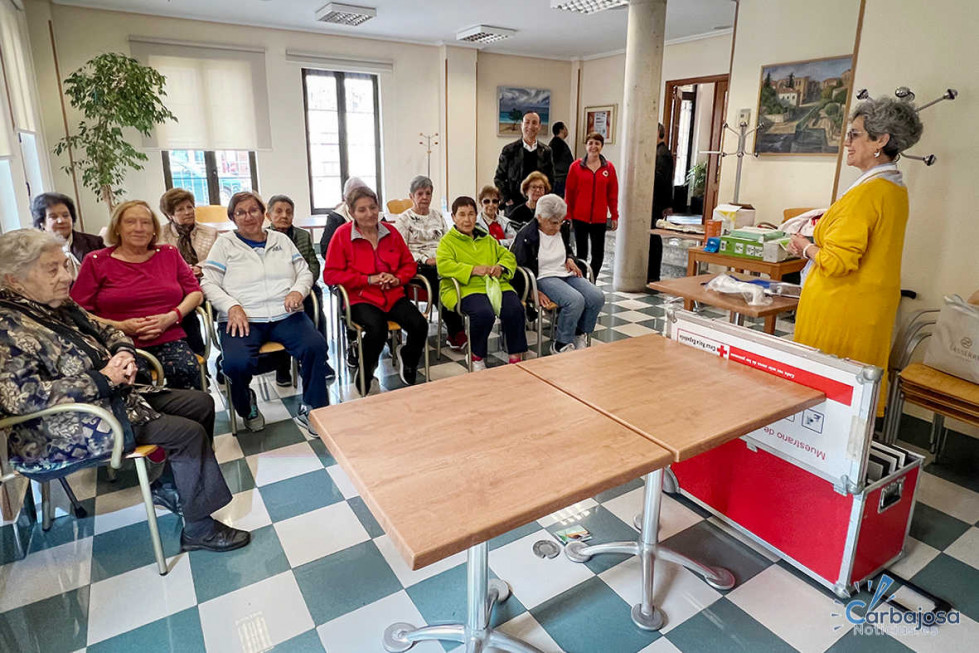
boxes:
[52,0,736,59]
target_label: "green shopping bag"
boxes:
[485,275,502,316]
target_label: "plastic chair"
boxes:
[386,199,413,215]
[207,293,321,435]
[0,404,169,575]
[334,275,432,396]
[195,205,228,223]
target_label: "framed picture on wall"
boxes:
[754,54,854,155]
[583,105,616,144]
[497,86,551,136]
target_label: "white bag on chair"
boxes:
[923,295,979,383]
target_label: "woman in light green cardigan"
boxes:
[437,196,528,370]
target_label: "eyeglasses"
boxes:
[844,129,866,142]
[233,207,263,219]
[529,185,546,191]
[482,198,500,205]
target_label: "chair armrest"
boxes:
[406,274,434,319]
[517,267,540,310]
[310,288,321,331]
[0,403,126,473]
[135,349,165,387]
[333,285,361,333]
[573,258,594,283]
[195,306,212,361]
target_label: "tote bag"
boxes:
[923,295,979,383]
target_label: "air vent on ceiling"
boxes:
[456,25,517,44]
[550,0,628,14]
[315,3,376,27]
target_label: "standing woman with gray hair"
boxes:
[394,175,467,350]
[787,97,923,417]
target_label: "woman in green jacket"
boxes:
[437,196,528,371]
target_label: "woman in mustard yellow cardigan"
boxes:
[788,98,923,416]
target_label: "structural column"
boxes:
[613,0,667,292]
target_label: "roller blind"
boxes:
[130,38,272,150]
[0,0,37,133]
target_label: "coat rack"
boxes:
[419,132,439,179]
[701,118,760,204]
[854,87,958,166]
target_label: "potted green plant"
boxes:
[686,161,707,214]
[54,52,175,213]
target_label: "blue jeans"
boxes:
[537,275,605,345]
[220,313,330,416]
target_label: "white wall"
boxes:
[717,0,861,223]
[26,0,443,231]
[841,0,979,308]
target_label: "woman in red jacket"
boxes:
[324,186,427,396]
[565,131,619,278]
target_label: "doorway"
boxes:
[663,74,729,224]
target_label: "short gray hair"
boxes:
[0,229,65,283]
[851,98,923,158]
[535,194,567,222]
[343,177,367,197]
[409,175,434,195]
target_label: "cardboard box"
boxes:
[712,203,756,231]
[719,235,765,259]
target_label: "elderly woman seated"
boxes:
[0,229,248,552]
[394,175,467,351]
[437,196,527,371]
[475,185,516,248]
[31,192,104,280]
[201,191,332,434]
[506,171,550,232]
[324,185,427,396]
[511,194,605,354]
[71,201,203,391]
[158,188,218,356]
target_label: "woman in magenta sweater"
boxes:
[565,131,619,278]
[71,200,203,390]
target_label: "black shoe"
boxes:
[180,521,251,553]
[150,481,182,516]
[398,348,417,385]
[324,362,337,385]
[275,367,292,388]
[345,345,359,369]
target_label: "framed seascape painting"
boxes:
[583,105,616,144]
[754,55,853,155]
[497,86,551,135]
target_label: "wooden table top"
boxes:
[518,334,824,462]
[687,248,808,276]
[309,365,673,570]
[648,274,799,318]
[650,228,705,242]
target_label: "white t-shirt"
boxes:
[537,231,570,279]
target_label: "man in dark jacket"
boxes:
[494,112,554,215]
[649,123,675,282]
[548,121,574,197]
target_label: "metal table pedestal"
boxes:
[565,469,736,630]
[383,542,543,653]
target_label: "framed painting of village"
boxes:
[754,55,854,155]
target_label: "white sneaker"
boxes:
[574,334,588,350]
[471,358,487,372]
[549,341,575,355]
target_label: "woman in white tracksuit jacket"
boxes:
[201,191,332,434]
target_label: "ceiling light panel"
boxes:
[456,25,517,44]
[315,3,377,26]
[550,0,628,14]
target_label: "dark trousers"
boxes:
[648,234,663,282]
[276,285,329,377]
[573,221,608,278]
[417,263,463,337]
[220,313,329,416]
[461,291,527,359]
[137,389,231,523]
[181,311,206,357]
[350,297,428,378]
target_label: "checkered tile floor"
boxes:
[2,265,979,653]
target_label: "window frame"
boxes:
[301,68,382,214]
[162,149,259,206]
